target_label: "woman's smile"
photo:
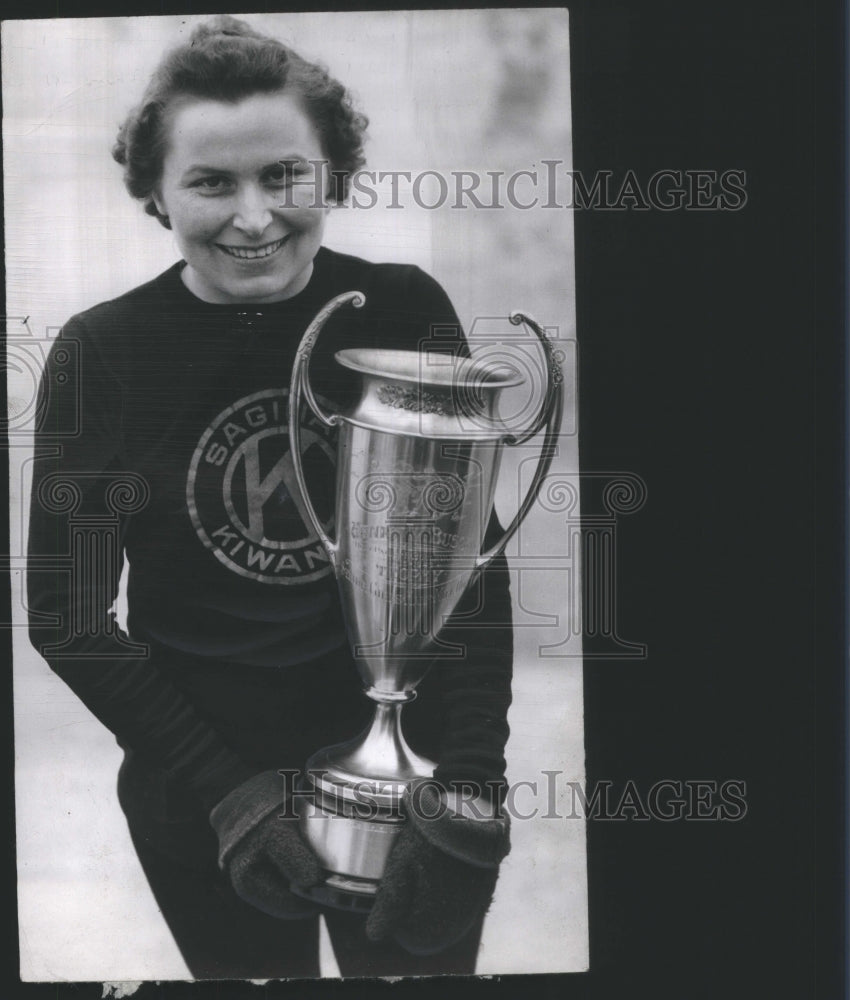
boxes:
[215,235,291,261]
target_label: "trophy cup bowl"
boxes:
[286,291,563,910]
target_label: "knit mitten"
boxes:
[366,780,510,955]
[209,770,323,920]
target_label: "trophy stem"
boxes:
[307,692,434,794]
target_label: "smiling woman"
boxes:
[9,8,584,984]
[23,13,515,982]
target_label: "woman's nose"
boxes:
[231,185,274,237]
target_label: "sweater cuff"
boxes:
[208,769,287,869]
[431,770,509,809]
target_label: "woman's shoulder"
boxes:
[317,247,451,304]
[315,248,464,353]
[55,263,191,383]
[62,263,186,336]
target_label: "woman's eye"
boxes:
[266,164,296,186]
[193,176,230,194]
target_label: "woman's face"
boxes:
[153,90,329,304]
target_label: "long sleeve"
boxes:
[26,318,255,810]
[429,536,513,805]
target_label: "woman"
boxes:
[26,15,513,981]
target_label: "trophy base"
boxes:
[296,769,406,894]
[295,728,435,909]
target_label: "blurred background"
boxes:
[4,10,585,980]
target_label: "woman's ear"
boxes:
[150,189,171,229]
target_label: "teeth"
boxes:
[219,237,286,259]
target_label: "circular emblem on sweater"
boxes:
[187,388,336,584]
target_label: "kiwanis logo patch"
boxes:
[187,388,336,584]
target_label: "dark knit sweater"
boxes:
[27,247,513,811]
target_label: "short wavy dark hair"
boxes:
[113,15,368,227]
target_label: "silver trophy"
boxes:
[287,290,563,910]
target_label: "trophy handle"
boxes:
[288,290,367,567]
[476,310,564,569]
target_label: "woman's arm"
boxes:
[430,546,514,806]
[26,317,255,810]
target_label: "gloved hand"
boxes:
[366,780,510,955]
[209,770,324,920]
